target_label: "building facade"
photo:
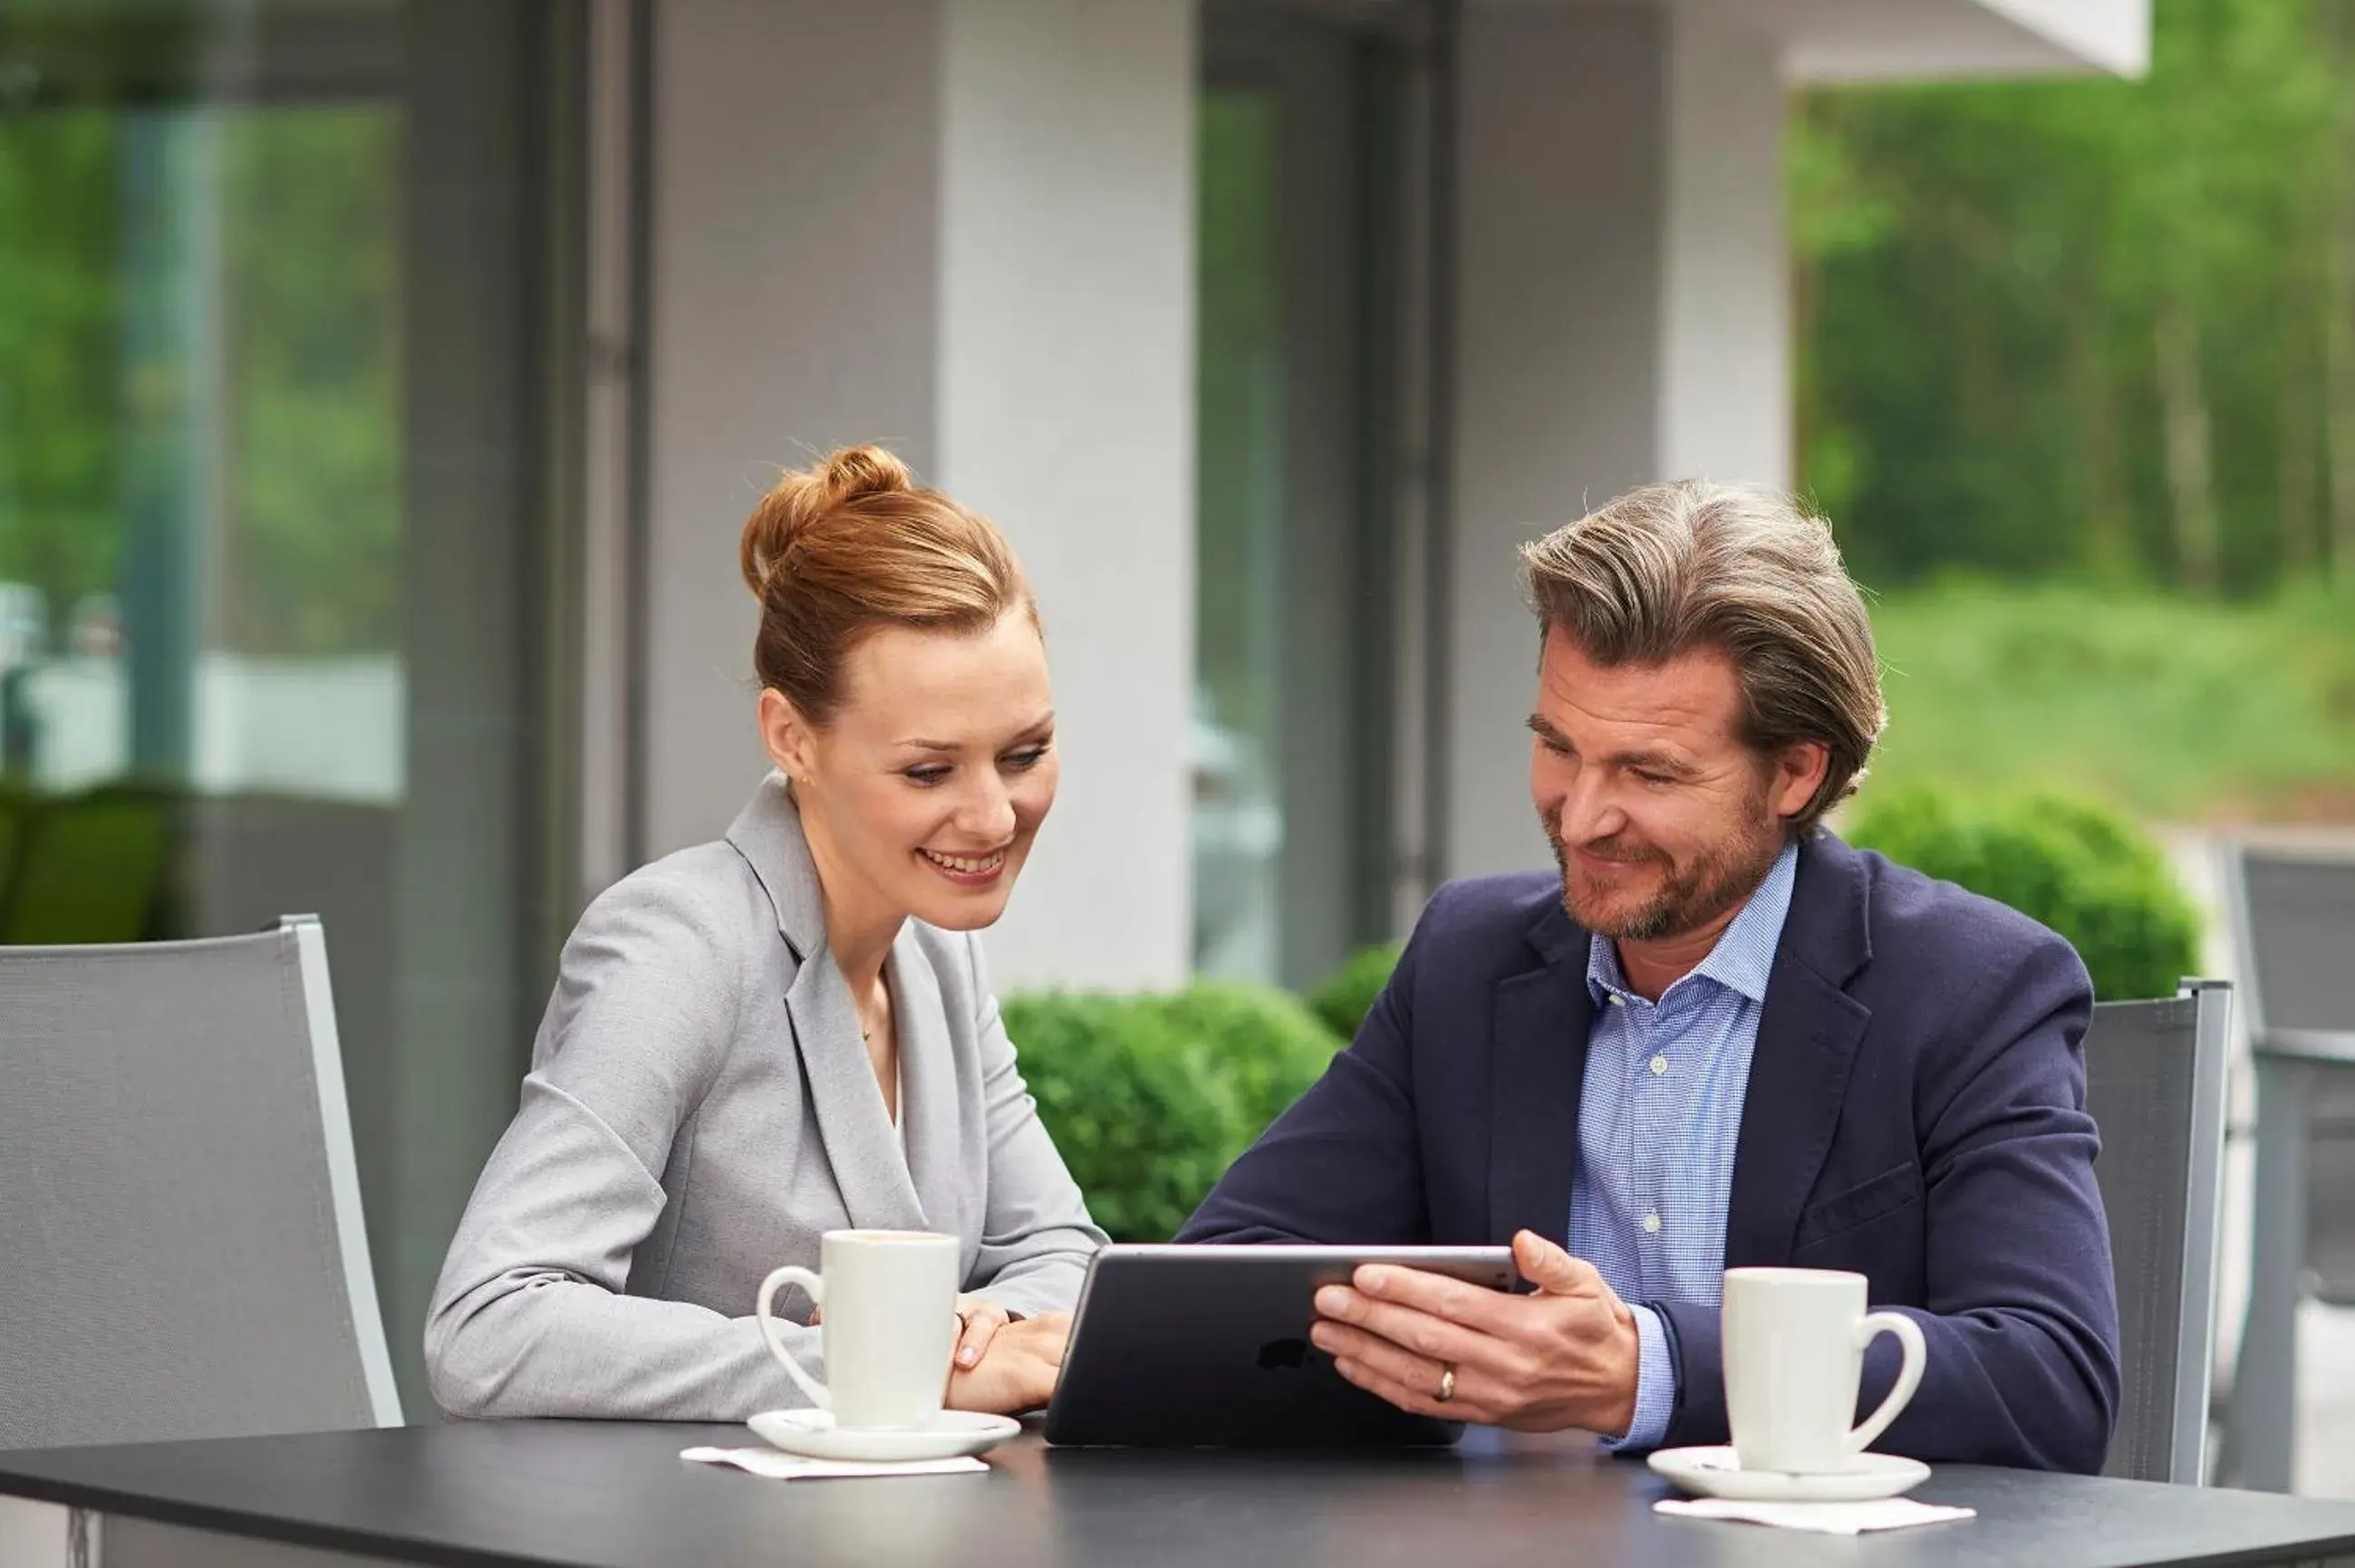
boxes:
[0,0,2145,1411]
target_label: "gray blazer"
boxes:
[424,774,1107,1419]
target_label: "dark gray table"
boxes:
[6,1420,2355,1568]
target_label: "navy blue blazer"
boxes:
[1178,831,2121,1473]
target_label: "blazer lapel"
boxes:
[1488,903,1593,1246]
[888,932,963,1236]
[783,943,928,1233]
[1723,833,1875,1268]
[730,773,927,1233]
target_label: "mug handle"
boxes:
[1845,1310,1926,1456]
[756,1265,833,1410]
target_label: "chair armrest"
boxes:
[2253,1028,2355,1065]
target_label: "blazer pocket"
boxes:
[1792,1162,1924,1251]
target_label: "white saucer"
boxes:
[1646,1446,1930,1503]
[747,1408,1020,1464]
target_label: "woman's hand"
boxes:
[951,1295,1011,1371]
[945,1311,1071,1416]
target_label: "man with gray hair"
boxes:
[1181,481,2120,1472]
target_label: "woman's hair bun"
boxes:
[740,444,916,600]
[736,440,1035,726]
[816,444,914,505]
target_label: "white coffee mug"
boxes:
[1721,1266,1927,1474]
[756,1228,960,1430]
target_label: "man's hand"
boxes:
[1308,1230,1641,1436]
[945,1311,1071,1416]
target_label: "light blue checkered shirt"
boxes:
[1568,839,1798,1450]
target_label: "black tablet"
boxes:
[1043,1244,1519,1448]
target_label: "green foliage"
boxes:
[1148,981,1341,1140]
[1844,784,2203,1001]
[1005,991,1254,1244]
[1,93,401,657]
[1795,0,2350,595]
[1868,579,2355,820]
[0,783,176,944]
[0,108,126,609]
[1008,983,1346,1243]
[1306,941,1403,1042]
[219,109,403,656]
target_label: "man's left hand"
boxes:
[1309,1230,1641,1436]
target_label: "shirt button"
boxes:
[1642,1212,1661,1235]
[1649,1053,1667,1076]
[1608,994,1626,1007]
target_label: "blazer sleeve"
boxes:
[1656,930,2121,1472]
[422,869,820,1420]
[960,934,1112,1319]
[1173,899,1436,1245]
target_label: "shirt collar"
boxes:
[1585,838,1800,1006]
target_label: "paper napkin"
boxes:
[1655,1497,1975,1535]
[680,1446,989,1481]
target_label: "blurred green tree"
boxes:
[1796,0,2347,595]
[0,42,400,665]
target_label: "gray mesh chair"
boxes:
[2223,843,2355,1491]
[2084,981,2234,1484]
[0,916,401,1450]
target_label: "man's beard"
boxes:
[1545,797,1784,943]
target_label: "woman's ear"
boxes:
[758,688,817,781]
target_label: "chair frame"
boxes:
[2168,978,2234,1486]
[283,912,404,1429]
[2219,842,2355,1492]
[2094,980,2233,1485]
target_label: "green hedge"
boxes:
[1008,982,1345,1243]
[1005,991,1247,1245]
[1843,786,2201,1001]
[1149,982,1343,1137]
[1305,940,1402,1042]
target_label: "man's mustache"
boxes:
[1551,833,1668,867]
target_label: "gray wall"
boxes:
[1445,2,1671,881]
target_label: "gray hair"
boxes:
[1518,480,1886,835]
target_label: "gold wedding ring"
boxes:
[1436,1364,1456,1403]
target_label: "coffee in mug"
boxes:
[1721,1265,1927,1474]
[757,1229,960,1429]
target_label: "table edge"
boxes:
[0,1469,527,1568]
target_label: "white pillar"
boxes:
[644,0,1194,988]
[1658,7,1790,489]
[935,0,1195,990]
[1442,1,1789,881]
[643,0,944,863]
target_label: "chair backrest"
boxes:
[2229,845,2355,1040]
[0,917,401,1449]
[2083,981,2232,1485]
[2225,843,2355,1303]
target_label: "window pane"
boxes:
[0,0,572,1416]
[1192,84,1286,983]
[1192,10,1405,989]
